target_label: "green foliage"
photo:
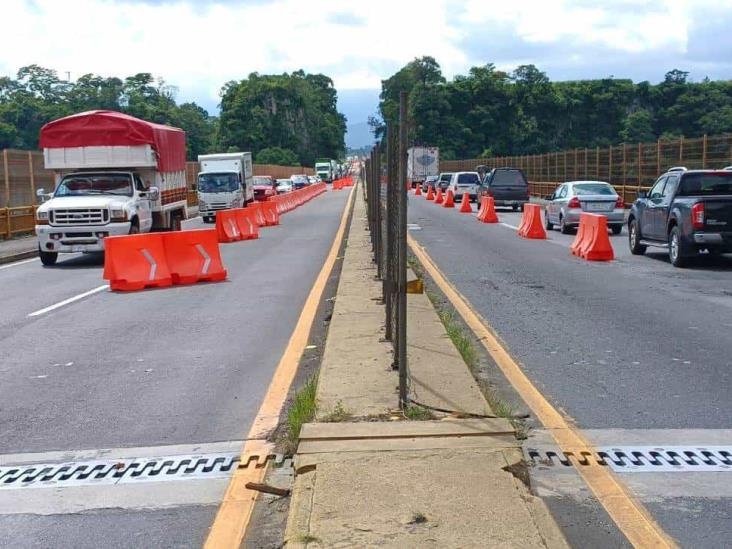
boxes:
[255,146,300,166]
[287,375,318,445]
[218,71,346,166]
[378,59,732,157]
[0,65,216,158]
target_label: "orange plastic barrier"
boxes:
[249,203,267,226]
[162,229,227,285]
[517,204,546,239]
[434,188,444,204]
[215,209,243,242]
[426,186,435,200]
[459,192,472,213]
[260,201,280,226]
[234,208,260,239]
[476,196,499,223]
[103,233,173,291]
[571,213,614,261]
[442,189,455,208]
[415,185,422,196]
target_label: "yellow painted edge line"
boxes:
[408,233,677,549]
[205,184,357,549]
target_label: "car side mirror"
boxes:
[145,186,160,201]
[36,188,52,203]
[638,190,647,199]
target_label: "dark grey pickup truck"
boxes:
[628,167,732,267]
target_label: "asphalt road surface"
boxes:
[408,195,732,548]
[0,189,349,548]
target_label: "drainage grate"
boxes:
[527,446,732,473]
[0,452,292,489]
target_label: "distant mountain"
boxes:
[346,121,375,149]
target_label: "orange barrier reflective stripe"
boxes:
[103,233,173,291]
[163,229,227,284]
[234,208,260,240]
[260,201,280,226]
[249,203,267,226]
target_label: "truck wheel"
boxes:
[669,226,689,268]
[129,218,140,235]
[544,210,554,231]
[39,248,58,266]
[628,219,646,255]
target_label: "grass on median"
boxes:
[286,375,318,451]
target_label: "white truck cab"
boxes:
[35,110,189,266]
[197,152,254,222]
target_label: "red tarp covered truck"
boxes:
[35,110,188,265]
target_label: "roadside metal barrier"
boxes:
[364,91,409,410]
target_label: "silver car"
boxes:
[544,181,624,234]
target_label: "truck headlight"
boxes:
[36,210,49,224]
[110,208,127,222]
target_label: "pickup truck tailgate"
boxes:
[704,197,732,231]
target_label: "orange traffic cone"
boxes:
[426,186,435,200]
[477,196,499,223]
[435,188,444,204]
[415,185,422,196]
[459,192,472,213]
[442,189,455,208]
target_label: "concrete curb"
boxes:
[0,248,37,266]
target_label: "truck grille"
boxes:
[51,208,108,226]
[209,203,229,210]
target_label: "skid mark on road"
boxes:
[28,284,109,317]
[409,233,678,549]
[205,184,356,549]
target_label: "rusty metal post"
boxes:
[657,139,661,176]
[638,142,643,190]
[397,91,408,410]
[702,134,708,168]
[679,136,684,162]
[3,150,10,239]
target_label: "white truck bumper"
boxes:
[36,222,132,253]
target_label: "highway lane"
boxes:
[0,189,349,548]
[408,196,732,548]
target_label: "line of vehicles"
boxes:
[411,145,731,268]
[33,110,349,265]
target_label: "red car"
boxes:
[253,176,277,201]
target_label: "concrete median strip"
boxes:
[283,180,570,548]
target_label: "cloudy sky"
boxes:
[3,0,732,146]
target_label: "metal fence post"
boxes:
[384,125,395,341]
[397,91,408,409]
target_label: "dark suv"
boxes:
[628,167,732,267]
[478,168,530,211]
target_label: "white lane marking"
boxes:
[28,285,109,317]
[500,222,519,230]
[0,258,39,271]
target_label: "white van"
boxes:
[447,171,481,202]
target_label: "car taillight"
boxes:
[692,202,705,229]
[568,196,581,208]
[615,196,624,208]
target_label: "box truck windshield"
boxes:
[198,173,240,193]
[55,174,133,197]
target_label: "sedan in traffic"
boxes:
[544,181,625,234]
[291,174,309,189]
[421,175,439,193]
[276,179,293,193]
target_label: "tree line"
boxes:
[0,65,345,165]
[372,57,732,160]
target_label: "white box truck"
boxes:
[197,152,254,223]
[35,110,189,266]
[407,146,439,188]
[315,158,335,183]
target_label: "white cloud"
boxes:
[2,0,732,119]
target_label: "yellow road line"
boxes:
[408,234,677,549]
[205,185,357,548]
